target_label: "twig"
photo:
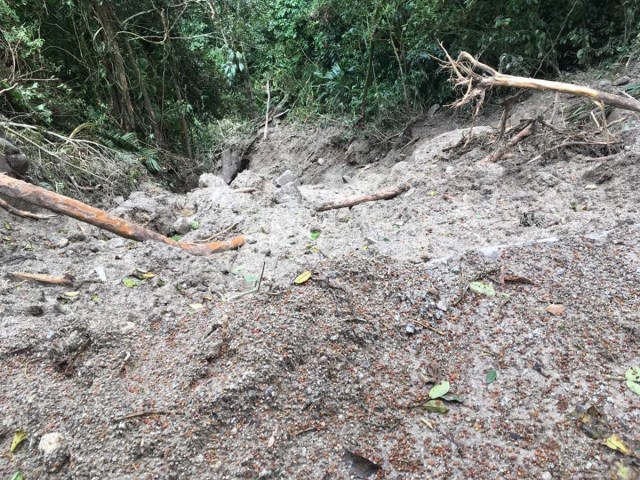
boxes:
[0,197,55,219]
[316,184,409,212]
[257,260,266,292]
[231,187,256,194]
[8,271,74,286]
[415,321,446,336]
[194,222,239,243]
[115,410,174,421]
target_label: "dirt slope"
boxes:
[2,79,640,479]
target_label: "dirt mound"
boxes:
[2,82,640,478]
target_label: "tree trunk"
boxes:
[0,174,245,256]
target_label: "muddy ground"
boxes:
[1,72,640,479]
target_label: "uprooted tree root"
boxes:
[439,47,631,166]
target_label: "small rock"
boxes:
[597,80,612,89]
[274,170,299,187]
[93,266,107,283]
[273,183,302,204]
[68,232,88,242]
[199,173,227,189]
[56,238,70,248]
[317,157,326,166]
[341,175,350,183]
[172,217,194,235]
[436,298,448,312]
[39,432,64,455]
[613,75,630,86]
[405,323,417,335]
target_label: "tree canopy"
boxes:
[1,0,638,158]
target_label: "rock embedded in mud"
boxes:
[273,183,302,204]
[274,170,299,187]
[199,173,227,189]
[221,149,243,184]
[39,432,65,455]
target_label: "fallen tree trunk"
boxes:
[316,184,409,212]
[445,50,640,113]
[0,174,245,256]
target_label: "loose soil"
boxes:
[1,75,640,479]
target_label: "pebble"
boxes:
[317,157,326,166]
[405,323,416,335]
[39,432,64,455]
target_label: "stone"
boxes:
[231,170,264,190]
[274,170,299,187]
[405,323,416,335]
[172,217,194,235]
[39,432,64,455]
[199,173,227,189]
[0,137,29,175]
[317,157,326,166]
[612,75,630,86]
[273,183,302,204]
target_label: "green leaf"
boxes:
[469,281,496,297]
[625,366,640,383]
[429,381,450,399]
[171,235,182,242]
[122,277,139,288]
[441,394,465,403]
[10,472,23,480]
[310,230,321,240]
[486,368,498,384]
[424,399,449,414]
[244,274,258,284]
[626,380,640,397]
[10,429,27,453]
[190,221,200,230]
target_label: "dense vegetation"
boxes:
[1,0,638,174]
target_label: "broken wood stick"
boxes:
[0,174,245,256]
[8,271,74,286]
[0,197,55,219]
[480,120,535,163]
[445,49,640,113]
[316,184,409,212]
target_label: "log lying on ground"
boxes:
[445,50,640,113]
[316,184,409,212]
[0,174,245,256]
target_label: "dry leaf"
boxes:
[604,434,631,456]
[546,304,566,316]
[294,271,312,284]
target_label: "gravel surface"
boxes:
[2,85,640,478]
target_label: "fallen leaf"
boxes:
[486,368,498,384]
[424,399,449,414]
[10,429,27,453]
[429,381,451,399]
[310,230,321,240]
[63,291,80,298]
[441,394,465,403]
[604,434,631,456]
[615,461,632,480]
[503,274,534,285]
[469,281,496,297]
[10,473,23,480]
[577,405,609,440]
[122,278,139,288]
[294,271,312,284]
[625,366,640,383]
[189,303,204,311]
[626,380,640,397]
[546,304,566,316]
[585,184,598,190]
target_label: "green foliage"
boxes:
[0,0,638,181]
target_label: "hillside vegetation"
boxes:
[1,0,638,188]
